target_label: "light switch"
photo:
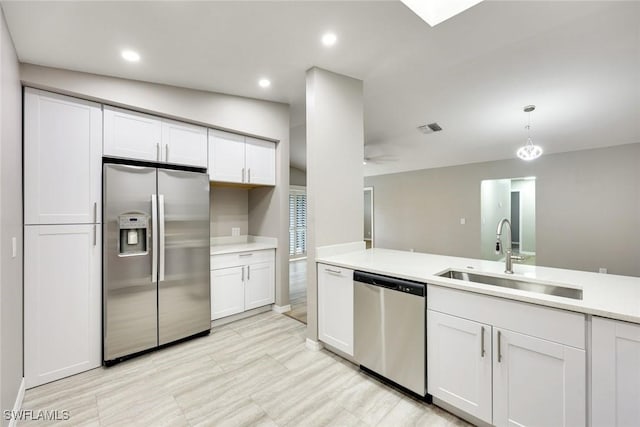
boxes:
[11,237,17,258]
[599,267,607,274]
[460,218,466,225]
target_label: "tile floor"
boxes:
[19,311,468,427]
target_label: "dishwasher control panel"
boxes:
[354,271,425,297]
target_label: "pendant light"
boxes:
[516,105,543,161]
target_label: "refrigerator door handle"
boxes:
[151,194,158,283]
[159,194,166,282]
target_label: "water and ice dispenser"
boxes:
[118,214,148,255]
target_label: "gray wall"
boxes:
[290,166,306,187]
[0,6,23,421]
[365,143,640,277]
[210,187,248,237]
[306,68,363,341]
[20,63,291,307]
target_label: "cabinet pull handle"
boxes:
[93,202,97,223]
[239,253,253,257]
[325,268,342,275]
[241,266,245,282]
[497,330,502,362]
[165,144,169,161]
[480,326,485,358]
[242,168,245,183]
[248,168,251,183]
[156,143,160,161]
[93,224,97,246]
[247,265,251,280]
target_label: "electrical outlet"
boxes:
[460,218,466,225]
[231,227,240,237]
[599,267,607,274]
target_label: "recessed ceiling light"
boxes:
[258,78,271,88]
[321,33,337,46]
[400,0,484,27]
[121,50,140,62]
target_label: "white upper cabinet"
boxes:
[103,106,162,162]
[161,119,207,167]
[245,136,276,185]
[104,106,207,167]
[592,317,640,427]
[24,88,102,225]
[208,130,276,186]
[208,130,245,183]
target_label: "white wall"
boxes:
[480,179,511,260]
[306,67,363,341]
[365,143,640,276]
[210,187,248,237]
[511,179,536,253]
[20,63,291,307]
[0,7,23,423]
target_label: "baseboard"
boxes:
[272,304,291,314]
[305,338,323,351]
[8,377,25,427]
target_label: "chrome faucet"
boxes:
[496,218,517,274]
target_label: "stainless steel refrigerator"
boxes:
[103,162,210,364]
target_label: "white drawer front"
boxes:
[211,249,275,270]
[428,284,585,349]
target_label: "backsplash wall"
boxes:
[210,187,248,237]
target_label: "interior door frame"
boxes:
[364,186,374,248]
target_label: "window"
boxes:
[289,188,307,257]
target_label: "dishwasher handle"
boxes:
[354,270,425,297]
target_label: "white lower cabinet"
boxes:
[245,261,275,310]
[317,263,354,356]
[24,224,101,388]
[210,266,245,320]
[592,317,640,427]
[210,249,275,320]
[427,310,492,423]
[493,328,585,427]
[427,285,586,427]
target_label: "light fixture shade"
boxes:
[516,140,543,161]
[400,0,484,27]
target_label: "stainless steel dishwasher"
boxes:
[354,270,426,397]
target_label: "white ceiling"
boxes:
[2,1,639,176]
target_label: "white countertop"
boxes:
[317,248,640,324]
[210,235,277,256]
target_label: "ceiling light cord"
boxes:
[517,105,542,161]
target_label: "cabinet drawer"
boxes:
[428,284,585,349]
[211,249,275,270]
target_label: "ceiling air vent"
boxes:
[417,123,443,134]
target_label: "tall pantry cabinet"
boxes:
[24,88,102,388]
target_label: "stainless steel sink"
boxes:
[438,270,583,300]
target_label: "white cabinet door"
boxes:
[317,263,354,355]
[245,136,276,185]
[427,310,493,423]
[493,328,585,427]
[161,119,207,167]
[104,106,162,162]
[24,88,102,225]
[592,317,640,427]
[208,129,245,183]
[24,224,101,388]
[211,266,245,320]
[245,261,275,310]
